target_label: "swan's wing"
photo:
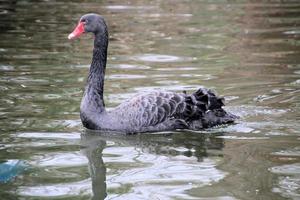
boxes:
[112,88,227,130]
[113,91,187,128]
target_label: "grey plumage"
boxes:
[81,88,237,134]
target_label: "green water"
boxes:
[0,0,299,199]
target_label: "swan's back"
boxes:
[101,88,237,133]
[111,91,186,127]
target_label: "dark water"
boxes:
[0,0,299,199]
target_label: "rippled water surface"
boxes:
[0,0,300,199]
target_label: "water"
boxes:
[0,0,299,199]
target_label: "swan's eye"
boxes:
[81,19,88,24]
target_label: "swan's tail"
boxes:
[184,88,238,129]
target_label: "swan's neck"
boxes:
[84,32,108,113]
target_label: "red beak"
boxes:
[68,22,85,40]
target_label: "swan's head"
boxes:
[68,13,107,40]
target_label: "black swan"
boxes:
[68,13,238,134]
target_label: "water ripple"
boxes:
[17,178,92,197]
[106,153,226,199]
[132,54,196,63]
[108,74,146,80]
[134,85,202,93]
[270,163,300,200]
[29,152,88,167]
[105,5,155,10]
[15,132,81,140]
[110,64,151,70]
[0,65,14,71]
[270,163,300,175]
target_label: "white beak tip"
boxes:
[68,33,75,40]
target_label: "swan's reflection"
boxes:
[80,131,225,200]
[81,133,107,200]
